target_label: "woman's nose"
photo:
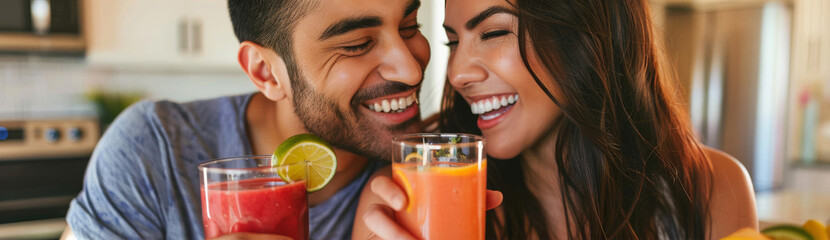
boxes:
[447,47,487,89]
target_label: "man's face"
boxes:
[287,0,430,160]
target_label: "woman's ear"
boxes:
[238,41,291,101]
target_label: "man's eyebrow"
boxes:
[465,6,516,30]
[404,0,421,17]
[319,17,382,41]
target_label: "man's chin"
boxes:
[387,114,423,133]
[351,116,422,161]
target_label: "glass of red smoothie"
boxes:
[199,155,308,240]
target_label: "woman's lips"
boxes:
[471,94,518,130]
[477,103,514,130]
[469,94,518,115]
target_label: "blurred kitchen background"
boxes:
[0,0,827,239]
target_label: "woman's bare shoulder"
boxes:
[701,146,759,239]
[703,147,755,200]
[704,147,749,179]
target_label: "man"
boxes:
[64,0,429,239]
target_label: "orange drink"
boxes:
[392,133,486,240]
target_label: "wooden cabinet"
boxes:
[84,0,240,72]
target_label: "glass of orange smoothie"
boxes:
[392,133,486,240]
[199,156,309,240]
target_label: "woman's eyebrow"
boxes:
[464,6,516,30]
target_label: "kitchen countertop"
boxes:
[756,190,830,228]
[0,218,65,240]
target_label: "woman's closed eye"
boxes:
[443,30,511,48]
[481,30,511,40]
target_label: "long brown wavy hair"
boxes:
[439,0,714,239]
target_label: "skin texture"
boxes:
[354,0,758,239]
[63,0,429,239]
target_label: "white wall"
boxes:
[417,0,449,119]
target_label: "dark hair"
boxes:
[440,0,714,239]
[227,0,318,82]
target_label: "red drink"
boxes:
[201,178,308,239]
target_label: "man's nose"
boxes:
[447,44,487,89]
[377,37,424,86]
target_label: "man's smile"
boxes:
[361,90,420,124]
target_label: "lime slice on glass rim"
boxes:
[272,133,337,193]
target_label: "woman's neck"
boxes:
[521,129,561,200]
[522,130,559,179]
[520,128,570,239]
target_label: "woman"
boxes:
[354,0,758,239]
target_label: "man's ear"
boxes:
[238,41,291,101]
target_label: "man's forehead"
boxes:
[295,0,418,36]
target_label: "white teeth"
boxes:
[366,93,418,113]
[382,100,391,112]
[470,94,520,115]
[483,101,493,112]
[390,99,399,111]
[491,98,501,110]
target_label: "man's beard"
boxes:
[290,72,422,161]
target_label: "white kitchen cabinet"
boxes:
[85,0,241,72]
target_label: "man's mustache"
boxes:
[351,81,419,107]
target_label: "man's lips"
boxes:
[361,98,420,125]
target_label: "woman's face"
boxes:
[445,0,561,159]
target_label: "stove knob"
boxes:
[45,128,60,143]
[68,127,83,142]
[0,127,7,141]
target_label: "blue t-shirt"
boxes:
[67,93,384,240]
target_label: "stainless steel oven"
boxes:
[0,0,85,53]
[0,118,98,239]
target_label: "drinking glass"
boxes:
[199,156,308,240]
[392,133,486,239]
